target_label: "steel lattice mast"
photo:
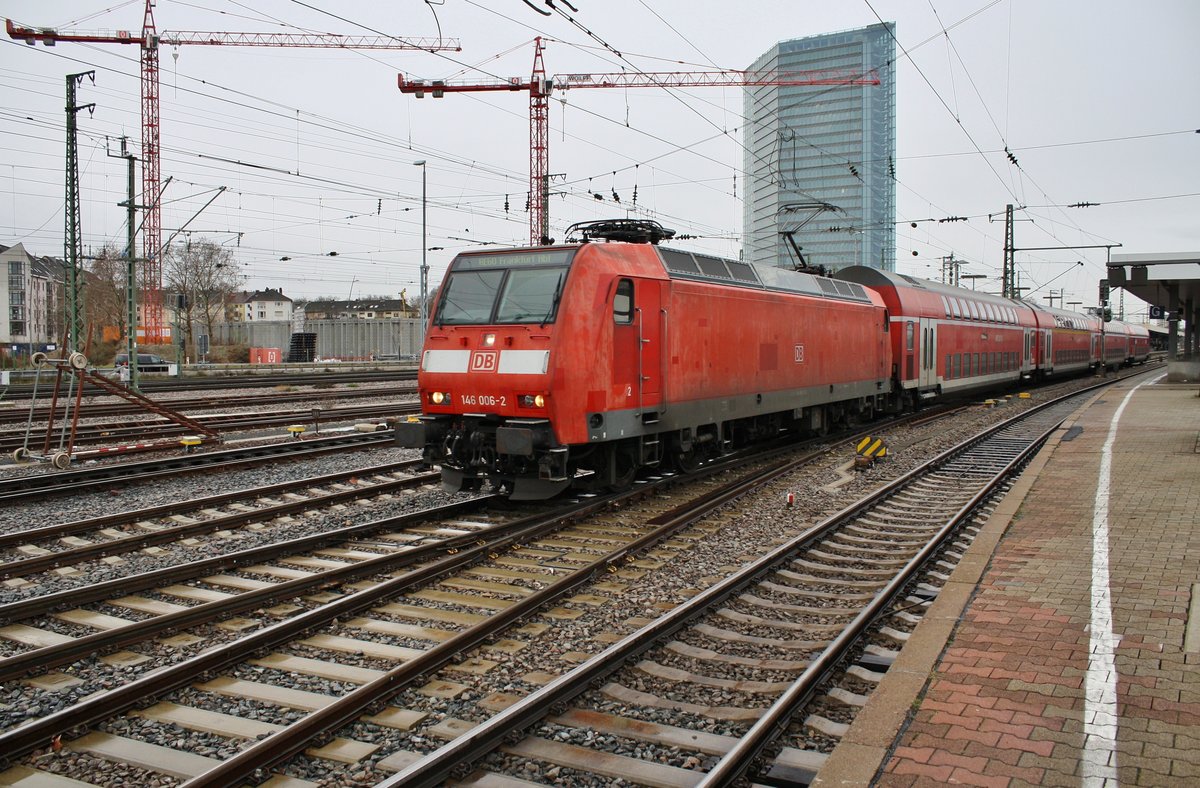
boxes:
[64,71,95,354]
[8,2,460,343]
[399,37,881,245]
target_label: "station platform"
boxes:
[816,371,1200,787]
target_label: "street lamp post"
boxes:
[412,160,428,341]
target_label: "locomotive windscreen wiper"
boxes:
[541,271,565,327]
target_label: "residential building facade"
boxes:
[1,242,63,353]
[743,24,897,272]
[303,297,415,321]
[226,288,294,322]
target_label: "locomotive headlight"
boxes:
[430,391,449,405]
[482,333,496,347]
[520,394,546,408]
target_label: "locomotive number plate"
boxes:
[461,394,507,407]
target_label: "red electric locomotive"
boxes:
[397,220,892,499]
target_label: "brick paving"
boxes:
[816,378,1200,787]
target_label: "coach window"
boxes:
[941,295,951,318]
[906,321,914,351]
[950,298,961,318]
[613,279,634,324]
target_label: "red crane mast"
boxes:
[399,37,880,245]
[8,1,459,343]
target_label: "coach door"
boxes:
[612,278,663,417]
[918,318,937,388]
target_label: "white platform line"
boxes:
[1084,372,1163,786]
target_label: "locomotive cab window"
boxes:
[433,249,573,325]
[613,279,634,324]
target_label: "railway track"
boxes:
[0,384,416,426]
[0,431,397,505]
[0,367,1156,786]
[0,368,417,399]
[0,459,437,587]
[0,402,418,455]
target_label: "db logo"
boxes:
[470,351,499,371]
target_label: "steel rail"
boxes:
[0,495,610,764]
[376,375,1133,787]
[0,497,499,683]
[1,368,417,398]
[0,468,435,580]
[0,488,483,628]
[695,417,1062,784]
[0,384,416,425]
[0,403,415,452]
[179,452,823,787]
[0,432,394,503]
[0,459,422,551]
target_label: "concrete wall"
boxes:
[211,318,423,359]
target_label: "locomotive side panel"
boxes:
[663,280,889,405]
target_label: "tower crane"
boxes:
[399,37,879,246]
[8,1,459,343]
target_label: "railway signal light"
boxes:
[1098,279,1110,305]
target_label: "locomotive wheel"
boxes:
[673,448,701,474]
[609,447,637,491]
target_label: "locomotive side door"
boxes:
[918,317,937,388]
[611,278,663,416]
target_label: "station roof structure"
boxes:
[1108,252,1200,311]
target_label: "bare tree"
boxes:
[85,245,132,351]
[164,240,240,356]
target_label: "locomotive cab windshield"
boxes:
[433,249,575,326]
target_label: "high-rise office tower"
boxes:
[743,23,896,271]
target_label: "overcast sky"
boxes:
[1,0,1196,317]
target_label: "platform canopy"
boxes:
[1108,252,1200,313]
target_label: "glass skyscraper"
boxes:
[743,24,896,272]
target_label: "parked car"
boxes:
[114,353,170,372]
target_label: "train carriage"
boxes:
[836,267,1037,400]
[1027,305,1102,377]
[1103,320,1151,367]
